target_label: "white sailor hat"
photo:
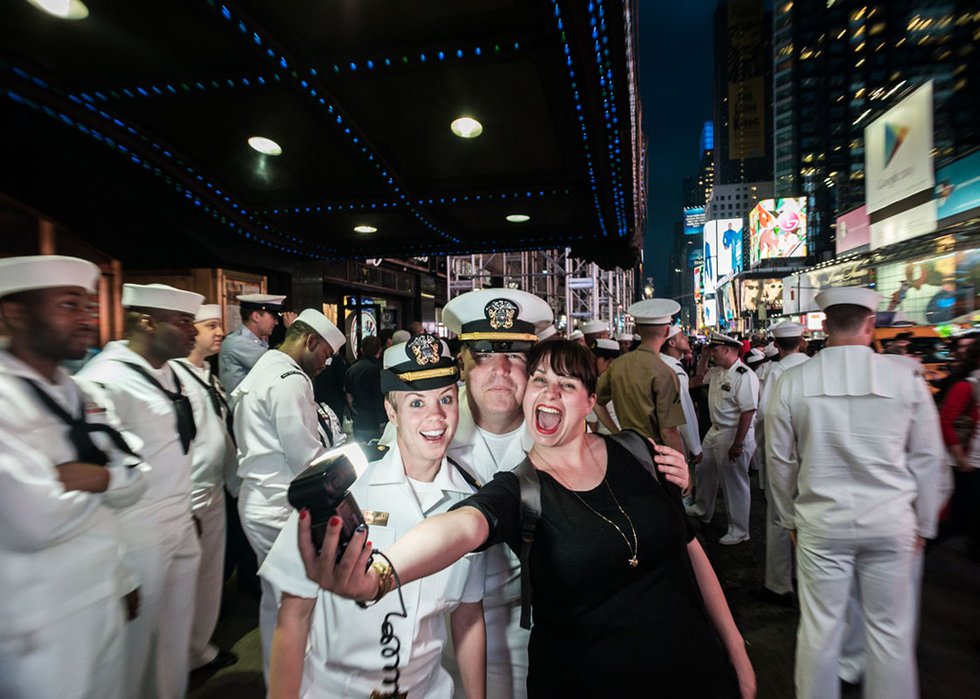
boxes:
[391,329,411,344]
[745,348,766,366]
[580,319,609,335]
[568,329,585,341]
[237,293,287,313]
[615,331,633,342]
[0,255,100,298]
[444,288,553,352]
[122,283,203,315]
[666,325,683,340]
[815,286,881,313]
[194,304,222,323]
[381,334,459,393]
[708,331,741,349]
[592,337,621,358]
[763,342,778,358]
[295,309,345,351]
[537,324,558,341]
[770,321,804,338]
[632,333,641,341]
[627,298,681,326]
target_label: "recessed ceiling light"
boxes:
[506,214,531,223]
[25,0,89,19]
[450,117,483,139]
[354,225,378,234]
[247,136,282,156]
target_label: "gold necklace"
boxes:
[532,440,640,568]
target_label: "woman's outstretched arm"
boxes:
[298,506,490,600]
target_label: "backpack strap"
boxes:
[608,429,663,487]
[512,456,541,630]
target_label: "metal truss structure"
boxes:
[446,249,636,334]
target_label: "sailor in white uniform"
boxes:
[587,338,621,435]
[0,256,147,699]
[230,308,345,679]
[765,286,945,699]
[218,293,290,394]
[689,332,759,545]
[77,282,205,699]
[263,335,487,698]
[170,304,239,671]
[660,325,702,463]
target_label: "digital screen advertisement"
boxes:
[715,218,744,279]
[702,222,719,294]
[749,197,808,266]
[684,206,706,235]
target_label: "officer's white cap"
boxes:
[666,325,683,340]
[237,293,286,311]
[770,321,804,338]
[627,298,681,325]
[296,308,346,351]
[443,288,553,339]
[815,286,881,313]
[0,255,99,297]
[581,319,609,335]
[616,332,633,342]
[537,324,558,341]
[122,283,203,315]
[746,348,766,365]
[763,342,778,358]
[194,304,222,323]
[568,329,584,341]
[594,338,620,351]
[391,329,411,344]
[708,331,741,349]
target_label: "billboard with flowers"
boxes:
[748,197,808,266]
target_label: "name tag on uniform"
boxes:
[721,382,732,392]
[363,510,389,526]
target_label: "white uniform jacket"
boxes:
[757,353,809,424]
[260,442,486,698]
[170,359,235,511]
[764,345,946,539]
[705,360,760,433]
[219,325,268,393]
[0,350,146,638]
[231,349,328,526]
[660,353,702,456]
[77,341,195,551]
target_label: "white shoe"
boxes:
[719,533,750,545]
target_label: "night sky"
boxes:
[637,0,718,293]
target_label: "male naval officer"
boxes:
[0,256,147,699]
[230,308,345,678]
[170,304,239,671]
[765,287,945,699]
[689,331,760,545]
[595,298,686,458]
[660,325,702,465]
[754,320,808,606]
[219,293,295,393]
[77,282,204,699]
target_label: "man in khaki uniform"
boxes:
[595,299,685,456]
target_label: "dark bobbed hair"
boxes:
[525,339,599,395]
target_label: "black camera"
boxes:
[288,444,367,560]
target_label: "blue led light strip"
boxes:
[206,0,461,246]
[327,39,524,75]
[66,73,283,104]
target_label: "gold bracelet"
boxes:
[371,559,395,601]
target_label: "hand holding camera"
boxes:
[297,511,378,601]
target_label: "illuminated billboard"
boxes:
[749,197,808,266]
[684,206,706,236]
[702,221,719,294]
[715,218,744,279]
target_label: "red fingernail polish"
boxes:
[367,541,372,547]
[299,509,308,520]
[329,516,341,526]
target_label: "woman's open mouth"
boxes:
[535,405,562,435]
[420,428,447,443]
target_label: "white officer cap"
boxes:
[770,321,804,338]
[627,298,681,326]
[708,331,741,349]
[815,286,881,313]
[666,325,683,340]
[537,324,558,341]
[633,333,641,341]
[381,334,459,392]
[122,283,203,315]
[295,308,346,352]
[444,288,552,352]
[745,348,766,366]
[580,319,609,335]
[615,331,633,342]
[194,304,222,323]
[592,337,620,358]
[763,342,778,358]
[0,255,99,297]
[391,329,411,344]
[237,293,287,312]
[568,329,585,341]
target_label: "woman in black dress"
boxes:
[300,340,756,698]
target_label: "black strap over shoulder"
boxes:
[513,456,541,630]
[446,456,482,491]
[608,429,663,487]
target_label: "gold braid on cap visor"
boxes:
[458,332,540,342]
[396,366,459,382]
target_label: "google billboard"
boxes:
[748,197,808,266]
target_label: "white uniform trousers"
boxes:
[448,600,529,699]
[795,531,919,699]
[121,522,201,699]
[692,427,755,540]
[238,500,287,682]
[0,593,125,699]
[189,486,227,669]
[764,485,793,595]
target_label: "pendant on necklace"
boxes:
[628,556,639,568]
